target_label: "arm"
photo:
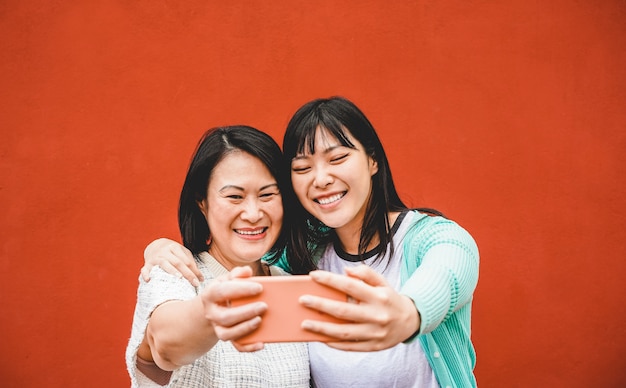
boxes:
[400,217,479,335]
[141,238,204,286]
[139,266,268,371]
[296,218,479,351]
[142,296,216,370]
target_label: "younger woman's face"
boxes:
[290,127,378,236]
[198,151,283,269]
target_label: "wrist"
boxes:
[402,295,421,342]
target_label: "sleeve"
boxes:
[125,267,198,387]
[400,217,480,335]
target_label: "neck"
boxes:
[335,225,379,255]
[334,211,401,255]
[207,247,268,276]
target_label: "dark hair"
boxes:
[282,96,442,273]
[178,125,289,260]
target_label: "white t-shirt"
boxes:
[309,211,439,388]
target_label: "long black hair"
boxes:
[281,97,442,274]
[178,125,289,260]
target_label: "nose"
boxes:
[240,197,263,223]
[313,165,333,188]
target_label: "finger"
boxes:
[214,315,263,341]
[228,266,254,280]
[204,279,264,305]
[170,260,201,287]
[300,320,377,342]
[324,340,381,352]
[169,244,205,282]
[299,294,366,321]
[343,265,388,287]
[300,319,389,352]
[157,260,184,280]
[308,270,378,302]
[232,339,264,352]
[140,265,152,282]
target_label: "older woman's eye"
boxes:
[260,192,280,201]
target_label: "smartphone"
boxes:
[229,275,349,344]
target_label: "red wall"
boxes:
[1,1,625,386]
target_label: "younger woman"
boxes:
[144,98,479,387]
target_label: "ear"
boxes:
[197,198,208,219]
[369,157,379,176]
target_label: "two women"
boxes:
[140,97,480,387]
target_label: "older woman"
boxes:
[126,126,309,387]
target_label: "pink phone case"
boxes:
[230,275,349,344]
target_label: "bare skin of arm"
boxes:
[139,266,268,370]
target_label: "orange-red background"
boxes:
[1,1,625,386]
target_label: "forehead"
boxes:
[300,126,356,155]
[209,151,274,186]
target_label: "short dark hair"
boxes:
[178,125,288,258]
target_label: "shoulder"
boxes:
[138,266,199,304]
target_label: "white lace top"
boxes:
[126,252,310,387]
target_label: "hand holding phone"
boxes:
[229,275,349,344]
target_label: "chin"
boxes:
[315,214,348,229]
[237,247,272,261]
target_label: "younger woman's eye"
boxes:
[330,153,349,163]
[291,165,310,173]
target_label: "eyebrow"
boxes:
[218,183,279,192]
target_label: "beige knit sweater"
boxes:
[126,252,310,387]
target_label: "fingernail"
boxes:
[192,278,200,287]
[177,272,183,279]
[299,295,312,305]
[301,320,313,330]
[254,303,267,315]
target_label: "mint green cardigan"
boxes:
[400,212,478,388]
[274,211,479,388]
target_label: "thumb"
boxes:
[229,265,254,280]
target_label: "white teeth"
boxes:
[317,193,344,205]
[236,229,265,235]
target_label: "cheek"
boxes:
[206,201,231,223]
[290,175,308,199]
[267,200,284,223]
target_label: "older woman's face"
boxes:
[198,150,283,269]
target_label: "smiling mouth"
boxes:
[315,192,346,205]
[235,228,267,236]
